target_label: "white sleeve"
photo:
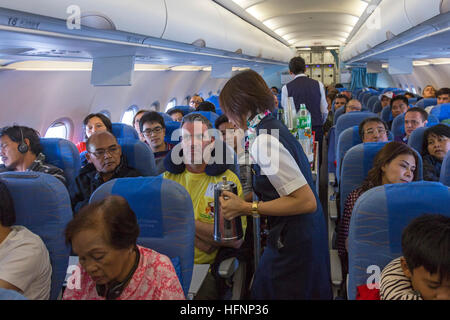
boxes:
[319,81,328,123]
[281,85,288,109]
[250,133,308,197]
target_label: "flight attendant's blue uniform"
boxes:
[250,115,332,299]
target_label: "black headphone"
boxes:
[17,126,29,154]
[96,246,140,300]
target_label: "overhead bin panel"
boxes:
[162,0,226,53]
[0,0,167,38]
[342,0,444,62]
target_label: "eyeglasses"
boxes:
[142,126,163,137]
[364,128,388,136]
[89,145,120,158]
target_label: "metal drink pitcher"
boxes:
[213,176,243,242]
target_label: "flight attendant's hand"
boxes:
[219,191,248,220]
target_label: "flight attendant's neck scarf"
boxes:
[245,110,272,151]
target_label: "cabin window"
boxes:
[185,96,191,105]
[121,106,138,126]
[411,86,417,94]
[45,121,68,139]
[99,109,111,119]
[208,91,213,97]
[165,98,177,112]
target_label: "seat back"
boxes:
[347,182,450,299]
[380,105,393,123]
[408,98,418,105]
[333,107,346,125]
[111,123,139,140]
[339,142,423,215]
[0,172,72,300]
[40,138,81,199]
[416,98,437,109]
[430,103,450,122]
[372,101,383,114]
[117,139,156,176]
[90,176,195,297]
[367,96,379,112]
[391,113,405,137]
[440,151,450,187]
[158,112,173,123]
[164,121,182,145]
[407,126,428,154]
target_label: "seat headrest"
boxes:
[347,182,450,299]
[0,172,72,300]
[40,138,81,198]
[158,112,173,124]
[89,176,195,296]
[430,103,450,122]
[111,123,139,140]
[117,139,156,176]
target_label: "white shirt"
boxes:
[250,133,307,197]
[281,74,328,124]
[0,226,52,300]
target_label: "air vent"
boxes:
[386,31,396,40]
[80,12,116,30]
[192,39,206,48]
[235,48,243,54]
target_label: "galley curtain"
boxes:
[350,67,379,90]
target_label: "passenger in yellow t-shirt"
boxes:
[163,113,245,299]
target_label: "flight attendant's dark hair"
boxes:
[219,70,276,128]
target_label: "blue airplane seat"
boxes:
[167,105,195,116]
[158,112,173,124]
[327,127,337,175]
[367,96,379,112]
[339,142,423,216]
[190,111,220,128]
[89,176,195,297]
[391,113,405,138]
[430,103,450,122]
[336,126,395,184]
[0,171,72,300]
[415,98,437,109]
[40,138,81,199]
[116,138,156,177]
[111,123,139,140]
[333,107,346,125]
[380,105,393,123]
[347,182,450,300]
[407,126,428,154]
[408,98,418,105]
[440,151,450,187]
[164,121,181,145]
[206,95,220,111]
[372,101,383,114]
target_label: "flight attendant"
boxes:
[218,70,332,299]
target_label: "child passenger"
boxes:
[380,214,450,300]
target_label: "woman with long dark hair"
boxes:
[337,142,419,275]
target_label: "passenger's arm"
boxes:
[0,279,23,294]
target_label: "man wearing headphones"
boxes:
[0,125,66,185]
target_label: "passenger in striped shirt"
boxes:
[380,214,450,300]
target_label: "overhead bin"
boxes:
[0,0,293,63]
[342,0,445,62]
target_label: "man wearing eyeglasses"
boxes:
[72,131,141,213]
[359,117,390,143]
[139,112,174,174]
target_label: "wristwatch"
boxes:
[251,201,259,216]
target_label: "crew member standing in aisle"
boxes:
[281,57,328,164]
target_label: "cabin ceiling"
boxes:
[217,0,375,47]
